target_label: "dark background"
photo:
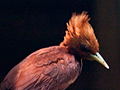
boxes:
[0,0,119,90]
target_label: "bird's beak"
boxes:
[90,52,109,69]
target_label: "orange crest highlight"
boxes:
[61,12,99,54]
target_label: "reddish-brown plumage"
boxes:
[0,12,105,90]
[60,12,99,59]
[0,46,81,90]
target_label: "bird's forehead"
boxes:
[89,40,99,54]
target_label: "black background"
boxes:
[0,0,119,90]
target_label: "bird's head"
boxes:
[60,12,109,69]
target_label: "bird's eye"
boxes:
[80,45,90,52]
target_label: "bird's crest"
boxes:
[60,12,99,55]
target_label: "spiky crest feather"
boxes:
[60,12,99,55]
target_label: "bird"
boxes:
[0,11,109,90]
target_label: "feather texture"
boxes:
[0,46,82,90]
[60,12,99,55]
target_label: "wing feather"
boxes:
[0,46,81,90]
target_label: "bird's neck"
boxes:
[60,42,82,63]
[60,41,81,58]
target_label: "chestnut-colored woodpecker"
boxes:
[0,12,109,90]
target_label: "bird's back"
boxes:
[0,46,82,90]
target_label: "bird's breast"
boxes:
[68,60,82,85]
[57,52,82,85]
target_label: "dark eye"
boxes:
[80,45,90,52]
